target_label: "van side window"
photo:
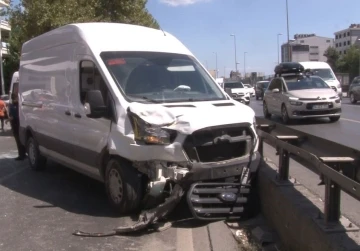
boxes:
[79,60,108,104]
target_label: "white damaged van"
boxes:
[19,23,260,222]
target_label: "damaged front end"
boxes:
[73,104,261,237]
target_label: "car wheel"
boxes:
[281,104,291,124]
[26,136,47,171]
[263,102,271,119]
[104,158,143,214]
[256,95,259,100]
[350,92,357,104]
[329,116,340,122]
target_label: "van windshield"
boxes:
[310,68,335,80]
[100,51,226,103]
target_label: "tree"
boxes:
[2,0,160,91]
[323,46,340,72]
[337,45,360,80]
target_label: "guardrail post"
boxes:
[324,177,341,223]
[278,147,290,181]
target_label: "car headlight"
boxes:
[289,96,303,106]
[128,113,176,145]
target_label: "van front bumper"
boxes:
[185,152,261,220]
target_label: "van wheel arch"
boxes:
[102,154,145,213]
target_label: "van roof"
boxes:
[298,61,331,69]
[22,22,193,56]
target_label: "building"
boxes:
[0,0,10,57]
[281,34,334,63]
[334,24,360,56]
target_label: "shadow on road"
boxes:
[0,155,216,232]
[0,129,13,137]
[0,158,124,218]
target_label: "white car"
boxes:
[244,84,255,97]
[223,81,251,105]
[19,22,261,220]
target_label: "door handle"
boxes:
[65,110,71,116]
[74,113,82,118]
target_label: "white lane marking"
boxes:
[340,118,360,124]
[176,227,194,251]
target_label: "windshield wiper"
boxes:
[127,95,162,103]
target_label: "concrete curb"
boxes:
[258,157,360,251]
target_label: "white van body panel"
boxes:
[9,71,19,104]
[299,61,342,96]
[19,23,257,181]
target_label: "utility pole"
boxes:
[230,34,238,72]
[213,52,218,78]
[244,52,247,79]
[277,33,282,64]
[286,0,291,62]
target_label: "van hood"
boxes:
[287,89,337,99]
[128,101,255,134]
[324,79,340,87]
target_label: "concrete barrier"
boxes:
[258,157,360,251]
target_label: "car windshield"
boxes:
[100,51,226,103]
[244,84,251,88]
[310,68,336,80]
[224,82,244,89]
[285,76,330,91]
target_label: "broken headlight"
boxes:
[129,113,176,145]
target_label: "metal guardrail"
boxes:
[255,117,360,226]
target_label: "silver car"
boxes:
[263,74,341,124]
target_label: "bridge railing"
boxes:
[255,117,360,227]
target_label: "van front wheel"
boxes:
[26,137,47,171]
[104,158,143,214]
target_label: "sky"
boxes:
[146,0,360,77]
[11,0,360,77]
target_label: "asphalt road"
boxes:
[249,97,360,226]
[0,126,239,251]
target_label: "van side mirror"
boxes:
[85,90,107,118]
[272,88,280,93]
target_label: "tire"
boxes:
[256,95,259,100]
[26,136,47,171]
[329,116,340,122]
[263,102,271,119]
[104,158,143,214]
[281,104,291,124]
[350,92,357,104]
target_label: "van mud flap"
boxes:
[73,184,184,237]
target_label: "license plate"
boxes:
[312,104,328,109]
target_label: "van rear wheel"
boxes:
[104,158,143,214]
[26,137,47,171]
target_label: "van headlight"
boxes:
[128,113,176,145]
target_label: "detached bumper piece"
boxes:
[73,184,184,237]
[187,182,250,220]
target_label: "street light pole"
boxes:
[286,0,291,62]
[230,34,238,72]
[213,52,218,78]
[244,52,247,79]
[277,33,282,64]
